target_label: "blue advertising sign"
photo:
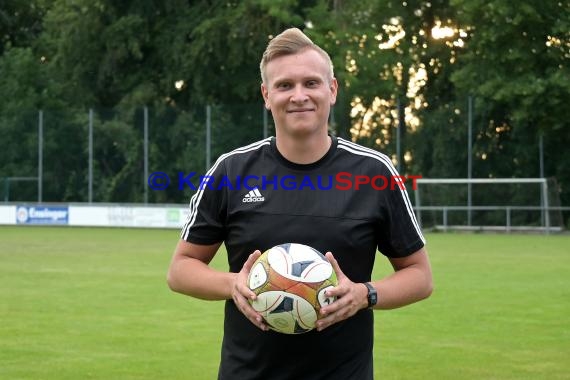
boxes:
[16,206,69,225]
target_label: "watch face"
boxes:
[370,292,377,306]
[365,283,377,307]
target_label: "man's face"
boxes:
[261,48,338,137]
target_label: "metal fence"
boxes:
[1,103,565,232]
[0,105,273,204]
[415,206,570,234]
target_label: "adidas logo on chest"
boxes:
[242,187,265,203]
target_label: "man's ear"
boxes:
[329,78,338,106]
[261,83,270,109]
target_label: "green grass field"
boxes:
[1,226,569,379]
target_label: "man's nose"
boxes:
[290,85,309,103]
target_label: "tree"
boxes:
[307,0,461,175]
[1,0,568,213]
[450,0,570,206]
[1,0,314,202]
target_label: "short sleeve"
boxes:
[180,162,227,244]
[376,173,425,258]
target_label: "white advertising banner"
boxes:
[0,205,16,224]
[1,204,189,229]
[69,205,189,228]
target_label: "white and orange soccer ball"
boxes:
[247,243,338,334]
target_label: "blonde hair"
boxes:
[260,28,334,84]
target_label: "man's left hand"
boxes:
[315,252,369,331]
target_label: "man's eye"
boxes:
[277,83,291,89]
[307,80,319,87]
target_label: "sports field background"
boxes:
[1,226,568,379]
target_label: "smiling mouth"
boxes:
[287,109,314,113]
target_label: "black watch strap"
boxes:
[363,282,378,309]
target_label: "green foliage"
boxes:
[0,0,47,54]
[451,0,569,127]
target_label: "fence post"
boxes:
[396,98,402,173]
[206,105,211,171]
[88,109,93,203]
[542,180,550,234]
[506,207,511,233]
[539,134,545,227]
[38,110,43,203]
[263,106,268,139]
[467,96,473,226]
[143,106,149,204]
[414,186,422,227]
[3,178,8,202]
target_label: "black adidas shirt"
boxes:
[181,136,425,380]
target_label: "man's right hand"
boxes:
[231,250,268,331]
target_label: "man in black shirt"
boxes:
[167,27,433,380]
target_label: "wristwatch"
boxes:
[363,282,378,309]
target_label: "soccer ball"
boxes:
[247,243,338,334]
